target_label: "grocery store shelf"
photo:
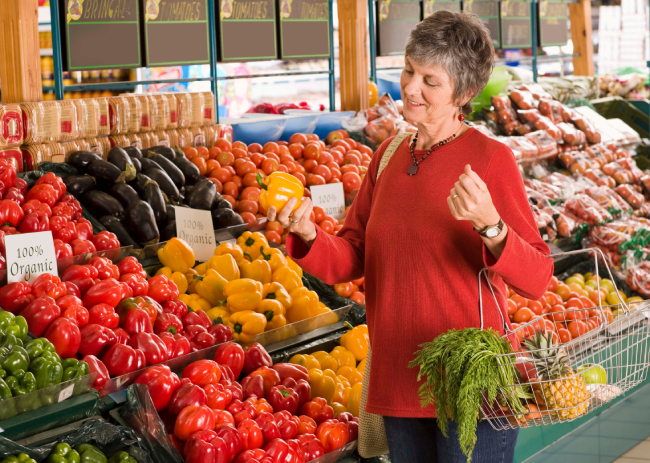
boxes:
[63,78,211,92]
[40,48,53,57]
[216,70,332,81]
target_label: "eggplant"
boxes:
[131,173,151,195]
[144,180,167,223]
[88,159,125,183]
[159,220,177,241]
[184,179,216,210]
[99,215,140,249]
[125,200,159,245]
[140,158,162,172]
[107,146,136,182]
[64,175,96,197]
[173,156,201,185]
[111,183,140,208]
[147,146,177,161]
[214,198,232,210]
[144,168,180,202]
[83,190,124,217]
[124,146,143,159]
[212,208,245,229]
[148,153,185,187]
[68,151,102,172]
[131,157,142,174]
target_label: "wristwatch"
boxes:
[474,219,504,239]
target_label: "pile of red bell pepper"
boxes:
[135,342,358,463]
[0,257,235,392]
[0,166,122,267]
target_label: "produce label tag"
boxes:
[310,183,346,220]
[175,207,216,262]
[6,231,58,284]
[58,384,74,402]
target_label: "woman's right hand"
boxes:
[267,197,317,246]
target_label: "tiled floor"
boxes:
[614,438,650,462]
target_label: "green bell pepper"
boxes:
[75,445,107,463]
[5,370,36,396]
[0,345,29,377]
[62,359,90,381]
[0,454,37,463]
[0,332,22,350]
[30,356,63,389]
[0,313,28,342]
[25,338,57,362]
[0,376,12,400]
[107,452,137,463]
[45,443,81,463]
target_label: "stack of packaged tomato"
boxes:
[0,254,234,393]
[0,161,122,268]
[134,341,358,463]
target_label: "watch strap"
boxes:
[473,219,504,237]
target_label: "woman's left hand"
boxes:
[447,164,501,231]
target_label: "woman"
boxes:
[267,10,553,463]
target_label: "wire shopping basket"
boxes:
[479,248,650,430]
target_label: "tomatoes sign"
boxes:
[310,183,345,220]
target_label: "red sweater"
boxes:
[287,128,553,417]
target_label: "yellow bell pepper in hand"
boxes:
[158,238,195,273]
[287,287,319,323]
[224,278,263,312]
[272,267,303,294]
[330,347,357,369]
[340,324,369,362]
[309,368,336,403]
[256,299,287,331]
[179,293,212,313]
[290,354,321,371]
[348,383,362,417]
[207,254,240,282]
[195,269,228,306]
[241,253,272,284]
[206,306,231,325]
[258,247,288,273]
[215,242,245,265]
[228,310,266,343]
[156,267,189,295]
[257,171,304,213]
[286,257,303,278]
[262,283,292,309]
[312,351,339,371]
[237,232,269,260]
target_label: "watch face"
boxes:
[486,227,499,238]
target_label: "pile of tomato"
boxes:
[333,277,365,306]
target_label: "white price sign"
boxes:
[175,207,217,262]
[58,384,74,402]
[310,183,346,220]
[5,231,58,284]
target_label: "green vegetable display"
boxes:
[108,452,137,463]
[75,444,107,463]
[0,313,28,343]
[25,339,59,362]
[62,359,90,382]
[409,328,529,462]
[0,346,30,377]
[45,443,80,463]
[0,454,37,463]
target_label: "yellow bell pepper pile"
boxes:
[155,233,337,345]
[288,326,369,417]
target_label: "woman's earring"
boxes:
[458,113,465,121]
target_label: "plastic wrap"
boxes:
[189,126,206,147]
[203,125,217,147]
[491,95,511,111]
[557,122,586,145]
[626,262,650,296]
[584,185,632,218]
[176,128,193,149]
[173,93,191,128]
[0,418,152,463]
[128,133,143,150]
[138,132,154,150]
[153,130,171,148]
[615,184,646,210]
[21,102,62,144]
[573,116,601,144]
[564,193,613,225]
[538,99,564,123]
[524,178,562,204]
[0,104,24,148]
[0,148,22,172]
[109,135,132,149]
[523,130,558,158]
[519,83,553,100]
[553,207,587,238]
[108,96,131,135]
[560,105,578,123]
[602,161,635,185]
[189,92,205,127]
[22,144,53,171]
[509,89,538,109]
[541,172,579,201]
[86,137,111,158]
[583,168,616,188]
[202,91,216,126]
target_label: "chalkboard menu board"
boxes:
[423,0,460,16]
[278,0,330,59]
[500,0,531,48]
[60,0,142,70]
[539,0,568,46]
[142,0,210,66]
[463,0,500,48]
[218,0,278,61]
[376,0,421,56]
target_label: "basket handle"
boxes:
[476,247,631,331]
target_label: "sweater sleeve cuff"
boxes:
[482,225,515,272]
[286,227,327,263]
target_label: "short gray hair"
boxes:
[405,10,495,115]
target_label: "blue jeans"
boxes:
[383,417,519,463]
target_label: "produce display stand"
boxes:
[46,0,337,118]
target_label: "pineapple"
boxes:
[522,330,589,421]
